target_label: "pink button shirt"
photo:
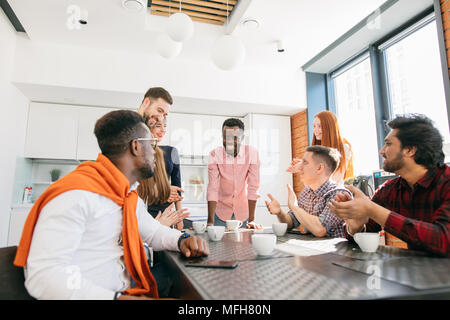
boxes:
[207,145,260,222]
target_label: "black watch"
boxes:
[178,233,190,250]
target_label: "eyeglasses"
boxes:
[135,137,159,150]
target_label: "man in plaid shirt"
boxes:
[329,114,449,257]
[266,146,351,238]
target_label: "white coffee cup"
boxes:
[251,234,277,256]
[192,221,206,234]
[226,220,242,231]
[272,223,288,236]
[207,226,225,241]
[354,232,380,253]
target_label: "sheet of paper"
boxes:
[224,228,254,234]
[276,238,348,257]
[224,227,273,234]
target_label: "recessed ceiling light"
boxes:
[241,18,260,29]
[122,0,145,12]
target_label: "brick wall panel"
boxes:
[290,110,308,196]
[443,1,450,78]
[442,0,450,12]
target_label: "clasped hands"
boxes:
[328,185,372,230]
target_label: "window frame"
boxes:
[324,6,447,169]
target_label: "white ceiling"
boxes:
[8,0,388,114]
[303,0,433,73]
[9,0,388,68]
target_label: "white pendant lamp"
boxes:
[156,33,182,59]
[166,1,194,42]
[211,35,245,70]
[211,0,245,70]
[167,13,194,42]
[122,0,145,12]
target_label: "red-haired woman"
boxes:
[313,111,354,183]
[288,111,354,184]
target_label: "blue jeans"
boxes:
[214,213,248,228]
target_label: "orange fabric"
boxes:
[13,154,158,298]
[385,232,409,249]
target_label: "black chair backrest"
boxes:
[0,246,34,300]
[352,175,374,198]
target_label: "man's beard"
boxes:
[382,152,404,173]
[137,163,155,180]
[143,114,156,129]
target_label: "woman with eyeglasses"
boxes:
[138,118,188,230]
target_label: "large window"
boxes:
[333,56,380,176]
[331,13,450,177]
[382,19,450,161]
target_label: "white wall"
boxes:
[0,10,30,247]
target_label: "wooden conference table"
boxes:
[161,229,450,300]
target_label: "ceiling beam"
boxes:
[174,0,234,11]
[151,9,224,25]
[0,0,26,32]
[224,0,252,35]
[152,0,230,16]
[151,5,227,22]
[209,0,236,5]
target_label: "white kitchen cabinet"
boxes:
[258,152,289,202]
[181,164,208,204]
[8,206,31,246]
[245,114,291,155]
[168,113,193,156]
[204,115,228,155]
[166,113,241,157]
[24,103,118,160]
[77,107,114,160]
[168,113,212,157]
[244,114,292,206]
[24,103,79,159]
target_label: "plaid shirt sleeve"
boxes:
[287,210,301,229]
[364,186,384,233]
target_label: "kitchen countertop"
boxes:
[11,203,34,209]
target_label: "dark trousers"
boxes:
[149,252,174,298]
[130,253,174,298]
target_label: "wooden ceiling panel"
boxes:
[149,0,238,25]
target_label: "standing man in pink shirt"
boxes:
[207,118,262,229]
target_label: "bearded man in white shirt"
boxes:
[15,110,209,300]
